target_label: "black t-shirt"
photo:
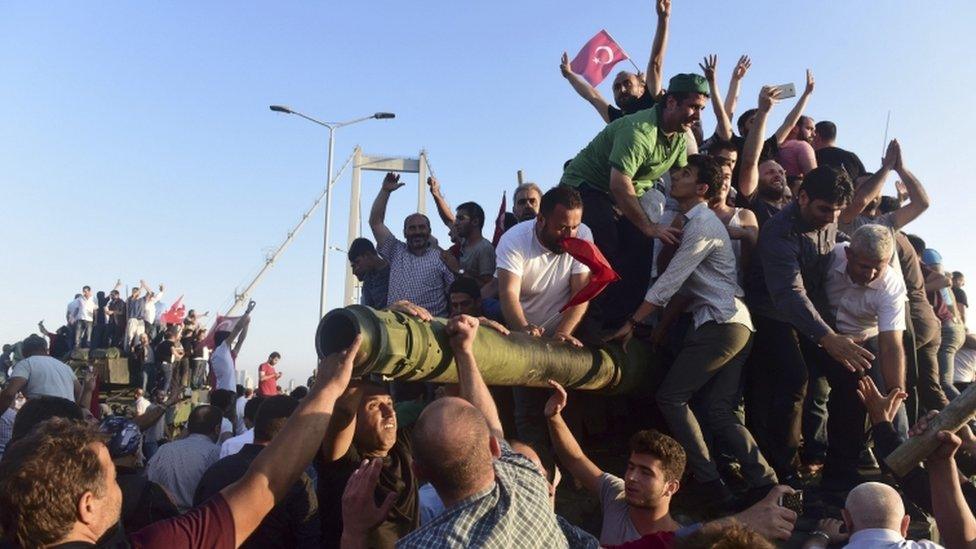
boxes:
[954,287,969,308]
[154,341,175,364]
[116,467,180,533]
[607,92,656,122]
[815,146,865,179]
[734,191,782,229]
[316,428,418,548]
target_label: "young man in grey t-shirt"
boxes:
[0,335,80,414]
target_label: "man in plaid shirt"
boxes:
[369,172,455,317]
[340,315,592,548]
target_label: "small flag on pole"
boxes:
[492,191,507,246]
[570,29,629,87]
[159,296,187,325]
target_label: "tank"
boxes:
[316,305,650,393]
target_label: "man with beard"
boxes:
[316,381,417,547]
[495,186,593,459]
[369,172,455,317]
[776,115,818,183]
[347,238,390,310]
[559,73,704,330]
[737,86,789,227]
[747,165,878,490]
[513,182,543,223]
[560,0,671,123]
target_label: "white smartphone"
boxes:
[773,83,796,99]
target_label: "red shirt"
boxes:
[258,362,277,396]
[129,493,235,548]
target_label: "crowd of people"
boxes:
[2,1,976,547]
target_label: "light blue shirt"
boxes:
[844,528,943,549]
[146,433,220,512]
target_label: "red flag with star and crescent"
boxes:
[570,29,629,87]
[159,296,186,325]
[558,237,621,313]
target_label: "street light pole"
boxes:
[270,106,394,320]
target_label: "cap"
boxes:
[921,248,943,266]
[667,73,710,96]
[99,416,143,458]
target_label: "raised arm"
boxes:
[724,55,751,117]
[368,173,403,246]
[928,430,976,548]
[728,208,759,274]
[544,380,604,494]
[560,52,612,123]
[319,385,364,463]
[773,70,814,145]
[111,279,122,293]
[700,54,733,142]
[228,301,255,355]
[426,177,456,228]
[888,148,931,229]
[738,86,779,198]
[645,0,671,99]
[839,139,898,224]
[221,335,359,546]
[447,315,504,439]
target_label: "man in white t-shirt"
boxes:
[495,186,592,458]
[825,224,908,438]
[210,301,254,391]
[73,286,98,349]
[0,335,80,414]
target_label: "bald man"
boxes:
[804,481,942,548]
[389,315,594,547]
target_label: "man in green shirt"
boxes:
[560,73,709,331]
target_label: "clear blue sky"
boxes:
[2,1,974,385]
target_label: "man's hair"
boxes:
[243,395,265,423]
[244,387,254,398]
[815,120,838,142]
[21,334,49,356]
[878,195,901,214]
[289,386,309,400]
[514,182,542,201]
[0,419,107,547]
[685,154,724,199]
[253,395,299,443]
[164,325,180,339]
[347,237,378,262]
[236,384,245,398]
[187,404,223,435]
[904,233,926,256]
[449,276,481,300]
[674,522,774,549]
[209,389,236,414]
[796,115,814,129]
[10,396,84,446]
[629,430,686,483]
[269,351,281,361]
[456,201,486,229]
[799,165,853,205]
[707,139,738,157]
[412,400,494,502]
[953,271,965,280]
[540,186,583,218]
[82,285,91,292]
[850,224,894,262]
[736,108,758,135]
[403,213,431,230]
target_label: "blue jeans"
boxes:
[939,321,966,401]
[74,320,93,349]
[142,362,157,393]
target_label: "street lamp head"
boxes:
[373,112,395,120]
[270,105,294,114]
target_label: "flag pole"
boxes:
[603,29,642,75]
[882,110,891,157]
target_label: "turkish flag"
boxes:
[491,191,507,246]
[159,295,186,325]
[558,237,621,312]
[570,30,629,87]
[200,315,242,350]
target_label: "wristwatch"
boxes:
[809,530,831,544]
